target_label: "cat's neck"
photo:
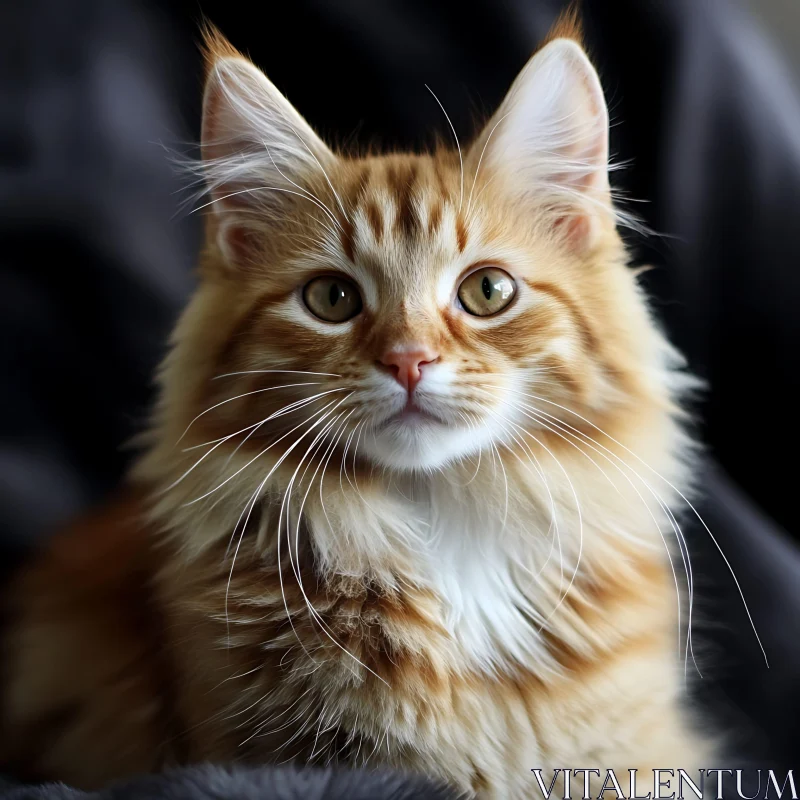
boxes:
[282,455,673,672]
[140,421,684,674]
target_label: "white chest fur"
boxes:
[389,475,572,675]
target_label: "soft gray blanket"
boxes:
[0,765,457,799]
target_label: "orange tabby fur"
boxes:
[0,13,714,798]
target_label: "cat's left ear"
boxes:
[468,23,611,251]
[200,28,335,268]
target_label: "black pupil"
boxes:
[482,275,493,300]
[329,283,342,307]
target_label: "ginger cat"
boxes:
[1,12,716,798]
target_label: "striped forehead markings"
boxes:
[337,165,371,259]
[336,157,469,256]
[388,162,419,238]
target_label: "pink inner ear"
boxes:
[217,220,261,269]
[553,212,595,253]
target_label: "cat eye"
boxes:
[303,276,363,323]
[457,267,516,317]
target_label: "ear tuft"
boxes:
[537,1,585,50]
[199,22,246,78]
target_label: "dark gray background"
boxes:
[1,0,798,788]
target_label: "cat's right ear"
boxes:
[200,28,335,268]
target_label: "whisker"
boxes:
[490,439,509,532]
[226,395,352,656]
[505,387,767,668]
[425,84,463,212]
[281,119,350,223]
[183,389,341,452]
[338,419,360,495]
[477,399,583,625]
[177,382,324,444]
[213,369,340,380]
[319,409,357,536]
[164,394,336,495]
[455,411,482,486]
[263,144,343,234]
[191,185,344,232]
[482,387,694,673]
[222,400,347,560]
[186,398,344,507]
[349,422,377,513]
[278,406,389,686]
[466,111,510,218]
[476,402,564,598]
[500,392,700,676]
[221,389,346,469]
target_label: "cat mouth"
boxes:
[383,400,445,427]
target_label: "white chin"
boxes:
[361,417,484,471]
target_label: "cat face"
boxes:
[181,28,654,475]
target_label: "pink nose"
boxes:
[378,348,439,393]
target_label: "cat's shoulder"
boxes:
[0,490,173,787]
